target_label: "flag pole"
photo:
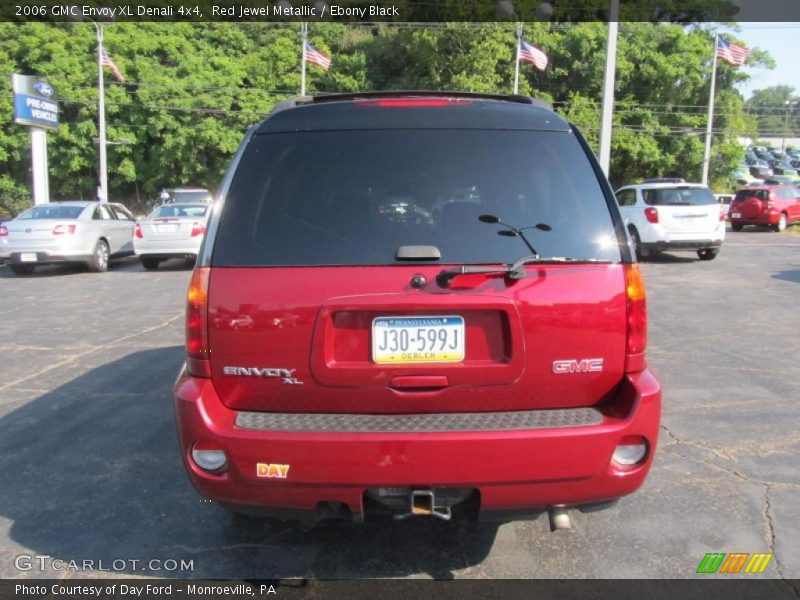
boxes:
[701,26,719,186]
[513,22,522,94]
[96,23,108,202]
[300,22,308,96]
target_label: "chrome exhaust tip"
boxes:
[548,506,572,531]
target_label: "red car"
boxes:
[729,185,800,232]
[174,93,662,524]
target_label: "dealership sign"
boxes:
[11,74,59,130]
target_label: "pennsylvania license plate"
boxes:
[20,253,37,262]
[372,316,465,364]
[731,212,741,218]
[157,224,178,233]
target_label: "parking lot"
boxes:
[0,229,798,580]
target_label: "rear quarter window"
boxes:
[212,129,622,266]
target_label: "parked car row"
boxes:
[0,197,212,275]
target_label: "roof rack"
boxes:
[270,91,552,113]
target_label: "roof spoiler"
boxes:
[270,91,553,114]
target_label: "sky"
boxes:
[735,22,800,98]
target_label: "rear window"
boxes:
[151,205,208,218]
[734,189,769,202]
[213,129,621,266]
[18,205,85,220]
[642,187,716,206]
[171,191,211,203]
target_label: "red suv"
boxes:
[729,185,800,232]
[174,93,661,524]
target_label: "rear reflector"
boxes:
[190,222,206,237]
[186,267,211,378]
[357,98,473,108]
[52,224,76,235]
[644,207,659,224]
[624,264,647,374]
[0,225,7,237]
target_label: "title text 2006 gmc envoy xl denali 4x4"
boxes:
[174,92,662,526]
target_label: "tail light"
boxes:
[134,224,143,238]
[190,222,206,237]
[0,225,7,237]
[624,264,647,374]
[719,207,726,221]
[52,224,76,235]
[644,207,659,224]
[186,267,211,378]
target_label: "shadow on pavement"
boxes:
[772,267,800,284]
[0,347,498,579]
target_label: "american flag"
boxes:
[304,42,332,71]
[519,39,548,71]
[100,48,125,82]
[716,38,749,67]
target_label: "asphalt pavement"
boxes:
[0,229,798,581]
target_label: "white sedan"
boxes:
[0,201,135,275]
[134,203,210,270]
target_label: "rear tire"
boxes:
[629,228,647,261]
[9,263,35,275]
[141,257,160,270]
[697,248,718,261]
[87,240,109,273]
[731,223,743,232]
[773,213,787,232]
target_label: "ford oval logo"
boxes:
[34,82,53,97]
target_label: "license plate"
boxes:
[731,212,741,218]
[372,316,465,364]
[20,253,37,262]
[157,224,178,233]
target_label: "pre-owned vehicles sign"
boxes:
[11,74,59,130]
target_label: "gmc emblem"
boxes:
[552,358,604,374]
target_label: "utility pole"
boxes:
[95,21,108,202]
[513,22,522,95]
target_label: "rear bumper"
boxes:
[134,237,202,258]
[642,239,722,252]
[730,214,780,226]
[174,367,661,521]
[5,251,93,265]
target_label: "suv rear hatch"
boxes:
[201,100,629,415]
[642,186,721,233]
[731,188,771,219]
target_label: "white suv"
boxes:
[615,181,726,261]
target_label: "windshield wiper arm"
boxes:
[436,256,608,288]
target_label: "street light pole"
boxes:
[597,0,619,178]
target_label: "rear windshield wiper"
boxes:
[436,256,608,287]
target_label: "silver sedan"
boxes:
[133,203,210,270]
[0,201,135,275]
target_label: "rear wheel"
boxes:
[87,240,109,272]
[629,228,647,261]
[731,222,743,232]
[773,213,788,232]
[141,257,161,270]
[697,248,718,261]
[9,263,35,275]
